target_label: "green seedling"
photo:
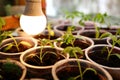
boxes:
[95,26,112,39]
[47,23,54,39]
[102,29,120,60]
[0,17,12,45]
[63,46,97,80]
[62,26,75,46]
[26,37,55,64]
[2,40,32,52]
[93,13,112,39]
[65,11,112,39]
[39,38,55,63]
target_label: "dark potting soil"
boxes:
[25,52,65,66]
[34,34,59,40]
[60,38,91,49]
[57,25,81,31]
[33,31,62,40]
[80,31,104,38]
[56,65,107,80]
[88,50,120,67]
[1,43,33,53]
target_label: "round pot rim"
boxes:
[53,23,84,32]
[32,29,64,41]
[85,44,120,70]
[52,58,113,80]
[78,29,111,40]
[20,46,69,69]
[54,35,94,51]
[0,37,37,55]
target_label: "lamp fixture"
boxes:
[20,0,47,35]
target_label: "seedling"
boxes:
[65,11,84,24]
[24,22,57,64]
[38,38,55,63]
[1,34,32,53]
[65,11,112,39]
[47,23,54,39]
[0,31,12,45]
[94,26,112,39]
[0,17,12,44]
[102,29,120,60]
[61,26,75,46]
[57,25,89,51]
[63,46,97,80]
[0,17,31,52]
[93,13,112,39]
[64,11,83,32]
[25,37,56,64]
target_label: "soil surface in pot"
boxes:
[0,62,22,80]
[88,50,120,67]
[59,38,91,49]
[0,41,33,53]
[57,25,82,31]
[80,31,105,38]
[56,65,107,80]
[101,28,117,35]
[33,31,62,40]
[24,48,65,66]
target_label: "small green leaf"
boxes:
[67,77,76,80]
[42,51,57,59]
[19,41,32,47]
[63,47,83,57]
[111,35,117,42]
[116,29,120,36]
[103,13,108,16]
[50,30,54,36]
[79,19,84,26]
[110,53,120,59]
[93,13,107,23]
[116,39,120,46]
[83,68,97,75]
[3,43,13,52]
[65,11,83,20]
[63,47,75,57]
[47,23,54,36]
[95,27,100,39]
[62,26,75,45]
[99,32,111,39]
[74,47,83,55]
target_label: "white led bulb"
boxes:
[20,0,47,35]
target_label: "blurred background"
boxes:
[0,0,120,18]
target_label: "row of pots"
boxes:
[0,23,120,80]
[0,44,119,80]
[16,22,119,45]
[0,39,118,80]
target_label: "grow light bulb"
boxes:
[20,15,46,35]
[20,0,47,35]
